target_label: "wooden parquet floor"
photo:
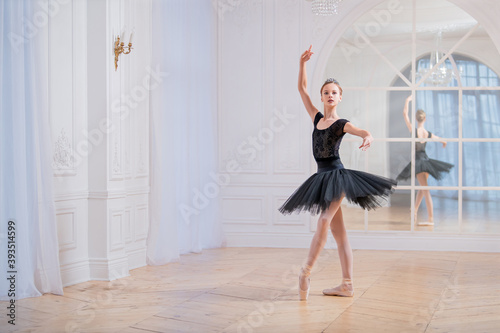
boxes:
[2,248,500,332]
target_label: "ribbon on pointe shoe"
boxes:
[299,266,312,301]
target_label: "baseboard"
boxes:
[60,259,91,287]
[224,231,500,252]
[88,256,130,281]
[60,250,144,286]
[127,247,147,270]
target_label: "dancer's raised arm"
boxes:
[298,45,319,122]
[403,95,413,133]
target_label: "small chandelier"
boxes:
[416,52,455,86]
[311,0,343,16]
[416,31,459,86]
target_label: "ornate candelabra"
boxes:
[114,33,133,71]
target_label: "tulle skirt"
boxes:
[279,158,397,215]
[397,151,454,181]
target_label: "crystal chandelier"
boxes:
[311,0,343,16]
[416,32,458,86]
[416,52,454,86]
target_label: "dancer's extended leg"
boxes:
[416,172,433,225]
[415,190,424,216]
[323,206,354,297]
[299,198,343,300]
[415,172,425,222]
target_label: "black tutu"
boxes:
[279,159,397,215]
[397,151,454,181]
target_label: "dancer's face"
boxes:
[321,83,342,107]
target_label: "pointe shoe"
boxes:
[299,267,311,301]
[322,279,354,297]
[417,221,434,226]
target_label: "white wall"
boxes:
[218,0,500,252]
[51,0,151,286]
[217,0,313,239]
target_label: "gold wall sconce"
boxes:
[114,31,133,71]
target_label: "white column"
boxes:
[86,0,151,281]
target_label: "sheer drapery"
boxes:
[147,0,224,265]
[0,0,63,299]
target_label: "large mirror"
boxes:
[325,0,500,233]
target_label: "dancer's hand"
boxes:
[300,45,314,64]
[432,133,448,148]
[359,135,373,151]
[344,123,372,150]
[298,45,318,121]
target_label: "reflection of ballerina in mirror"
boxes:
[397,95,454,226]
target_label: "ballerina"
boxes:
[397,95,454,226]
[279,46,396,300]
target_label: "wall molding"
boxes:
[88,187,150,199]
[109,209,125,252]
[55,206,78,252]
[52,127,75,173]
[54,187,150,201]
[54,190,89,202]
[135,203,149,241]
[123,207,132,244]
[221,195,266,225]
[272,195,304,226]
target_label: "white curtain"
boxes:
[0,0,63,299]
[147,0,224,265]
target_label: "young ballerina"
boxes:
[396,95,454,225]
[279,46,397,301]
